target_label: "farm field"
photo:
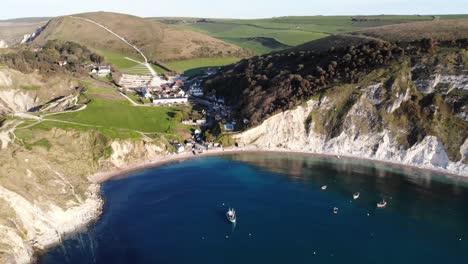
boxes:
[97,49,152,75]
[154,15,468,54]
[165,57,241,76]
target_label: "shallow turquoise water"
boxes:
[41,154,468,263]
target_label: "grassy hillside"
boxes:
[33,12,251,64]
[154,15,468,54]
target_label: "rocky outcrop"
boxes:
[236,89,468,176]
[110,140,166,168]
[0,89,37,114]
[415,74,468,94]
[0,40,7,49]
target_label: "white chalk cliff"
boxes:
[236,77,468,176]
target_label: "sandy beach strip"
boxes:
[90,147,468,183]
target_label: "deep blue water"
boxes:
[41,154,468,264]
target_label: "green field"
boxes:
[151,64,168,74]
[156,15,468,54]
[52,98,185,134]
[165,57,241,76]
[17,85,192,140]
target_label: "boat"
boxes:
[353,192,360,200]
[377,200,387,208]
[333,207,339,214]
[321,185,327,190]
[226,208,236,223]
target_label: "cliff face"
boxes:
[0,126,167,263]
[0,68,80,115]
[236,72,468,176]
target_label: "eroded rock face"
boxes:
[236,84,468,176]
[0,89,37,114]
[110,140,165,168]
[0,68,80,115]
[415,74,468,94]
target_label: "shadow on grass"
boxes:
[184,66,212,77]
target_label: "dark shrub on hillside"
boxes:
[0,40,103,75]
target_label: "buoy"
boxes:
[249,233,252,236]
[225,235,229,239]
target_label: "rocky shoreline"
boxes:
[11,143,466,264]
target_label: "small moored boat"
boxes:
[353,192,360,200]
[321,185,327,190]
[377,200,387,208]
[226,208,236,223]
[333,207,339,214]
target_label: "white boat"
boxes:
[377,200,387,208]
[333,207,339,214]
[353,192,360,200]
[226,208,236,223]
[321,185,327,190]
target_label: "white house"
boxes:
[97,66,111,77]
[189,86,204,96]
[152,97,188,105]
[172,143,185,153]
[196,118,206,125]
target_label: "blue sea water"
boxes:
[41,154,468,263]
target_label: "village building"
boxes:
[182,119,197,125]
[97,65,111,77]
[224,124,234,131]
[189,86,204,96]
[172,142,185,153]
[152,95,188,105]
[196,118,206,125]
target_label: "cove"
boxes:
[41,154,468,263]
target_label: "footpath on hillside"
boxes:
[69,16,157,77]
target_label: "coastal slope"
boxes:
[205,20,468,175]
